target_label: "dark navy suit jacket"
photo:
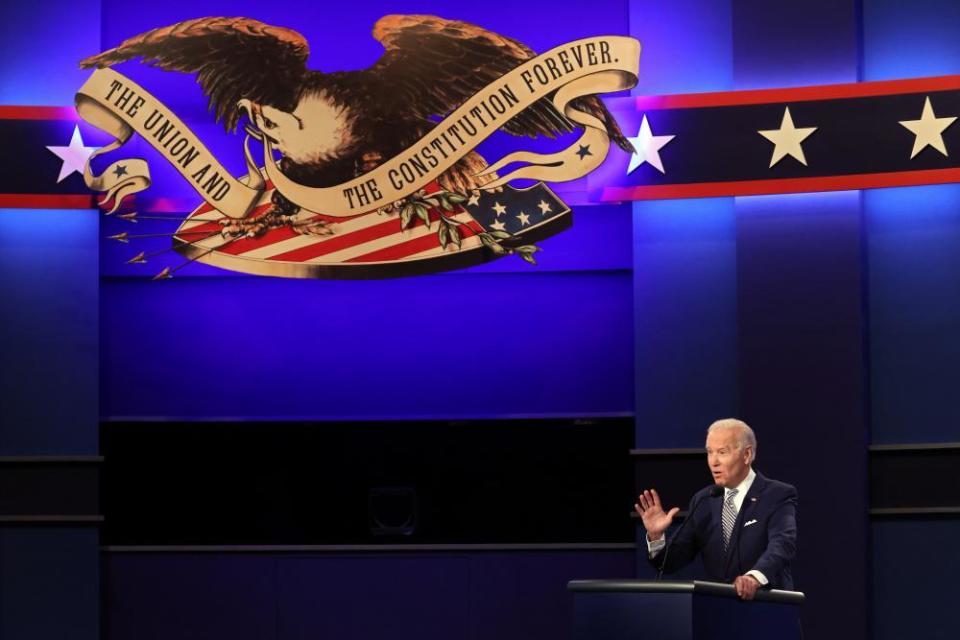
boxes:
[649,471,798,589]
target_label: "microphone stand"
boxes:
[656,485,723,580]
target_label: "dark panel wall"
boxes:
[871,518,960,640]
[104,549,634,640]
[0,528,100,640]
[99,420,635,546]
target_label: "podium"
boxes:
[568,580,804,640]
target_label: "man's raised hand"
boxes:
[634,489,680,541]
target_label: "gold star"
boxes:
[899,96,957,159]
[516,211,530,226]
[492,202,507,216]
[490,219,506,232]
[758,107,817,168]
[467,192,481,207]
[537,200,552,215]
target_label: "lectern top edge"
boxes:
[566,579,805,605]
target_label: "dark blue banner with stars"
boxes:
[590,75,960,201]
[0,107,96,208]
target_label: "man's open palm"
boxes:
[634,489,680,539]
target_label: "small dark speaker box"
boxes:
[368,487,418,536]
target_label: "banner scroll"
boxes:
[76,36,640,219]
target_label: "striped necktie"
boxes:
[722,488,739,552]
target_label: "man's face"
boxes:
[706,428,752,488]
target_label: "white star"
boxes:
[537,200,552,215]
[899,96,957,159]
[490,219,506,231]
[467,192,481,207]
[516,211,530,226]
[492,202,507,216]
[46,125,98,183]
[626,115,675,174]
[758,107,817,168]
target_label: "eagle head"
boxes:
[238,92,357,167]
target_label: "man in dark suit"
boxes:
[634,419,798,599]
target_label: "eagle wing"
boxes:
[79,17,309,132]
[368,15,633,152]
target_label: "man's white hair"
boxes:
[707,418,757,462]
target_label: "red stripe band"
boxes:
[0,106,79,121]
[347,221,483,263]
[0,194,95,209]
[601,168,960,201]
[630,75,960,111]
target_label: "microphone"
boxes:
[656,485,724,580]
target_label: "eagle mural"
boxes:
[81,14,633,218]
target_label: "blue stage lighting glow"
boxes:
[863,0,960,80]
[0,1,102,105]
[632,196,738,448]
[735,190,862,217]
[629,0,732,95]
[865,184,960,443]
[731,0,858,90]
[0,208,98,453]
[0,207,98,239]
[99,272,634,420]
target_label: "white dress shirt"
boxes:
[647,467,768,585]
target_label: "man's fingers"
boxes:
[644,489,658,510]
[641,491,652,511]
[733,576,756,600]
[667,507,680,519]
[651,489,663,508]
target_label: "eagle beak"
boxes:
[237,99,260,121]
[237,99,278,144]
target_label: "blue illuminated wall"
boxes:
[0,4,102,640]
[862,0,960,444]
[862,3,960,640]
[93,0,636,421]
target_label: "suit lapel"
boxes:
[723,471,767,573]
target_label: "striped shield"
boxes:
[172,178,571,278]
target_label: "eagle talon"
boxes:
[219,204,303,239]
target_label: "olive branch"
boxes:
[382,189,542,265]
